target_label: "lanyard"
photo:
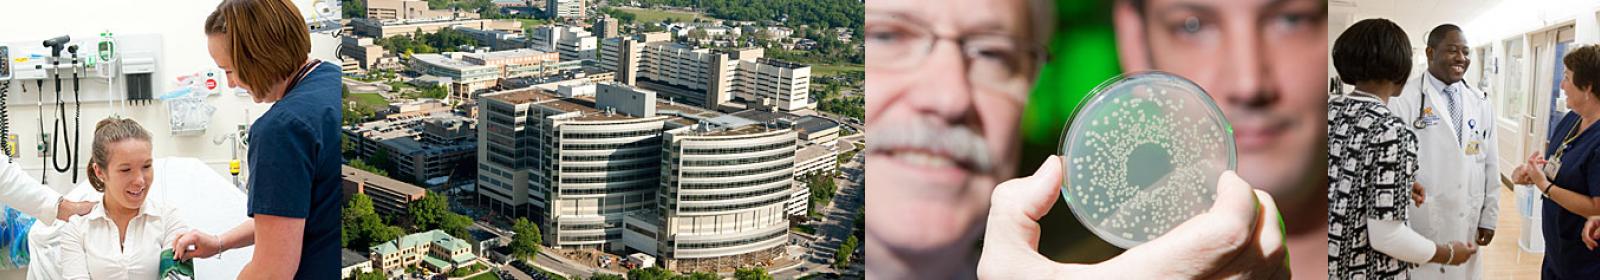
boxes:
[1546,117,1585,181]
[282,59,321,97]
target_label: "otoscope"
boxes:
[42,35,78,184]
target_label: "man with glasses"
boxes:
[864,0,1288,278]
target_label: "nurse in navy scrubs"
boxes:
[1513,44,1600,280]
[169,0,344,278]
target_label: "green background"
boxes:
[1023,0,1127,262]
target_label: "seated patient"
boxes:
[59,117,190,279]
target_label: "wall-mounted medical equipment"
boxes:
[161,69,223,135]
[0,33,162,182]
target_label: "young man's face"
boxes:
[865,0,1032,259]
[1113,0,1328,198]
[1427,30,1472,84]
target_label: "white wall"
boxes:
[0,0,340,198]
[1463,0,1600,46]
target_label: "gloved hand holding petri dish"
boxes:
[1058,71,1236,249]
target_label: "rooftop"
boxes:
[482,88,554,105]
[342,165,427,197]
[462,49,554,61]
[754,58,810,69]
[730,109,799,123]
[342,249,370,268]
[796,144,835,163]
[370,229,471,256]
[794,116,840,134]
[676,123,789,138]
[412,53,491,70]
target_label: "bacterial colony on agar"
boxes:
[1057,71,1237,249]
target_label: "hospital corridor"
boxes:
[1333,0,1600,278]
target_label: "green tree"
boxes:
[834,235,858,269]
[369,148,393,174]
[342,0,367,19]
[678,272,719,280]
[627,267,675,280]
[343,193,405,249]
[601,8,637,24]
[733,267,773,280]
[409,191,471,237]
[342,134,357,159]
[353,269,387,280]
[420,85,450,99]
[806,173,837,218]
[588,273,624,280]
[510,217,542,261]
[348,158,388,177]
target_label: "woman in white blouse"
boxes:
[58,118,189,279]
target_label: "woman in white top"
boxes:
[58,118,190,279]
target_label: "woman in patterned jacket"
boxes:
[1327,18,1477,279]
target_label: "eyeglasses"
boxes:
[866,12,1051,101]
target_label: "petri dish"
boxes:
[1057,71,1236,249]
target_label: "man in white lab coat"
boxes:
[1388,23,1501,279]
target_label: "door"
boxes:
[1496,36,1528,179]
[1526,26,1576,165]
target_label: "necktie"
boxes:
[1443,85,1463,144]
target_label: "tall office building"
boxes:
[546,0,586,19]
[478,87,672,250]
[596,16,620,39]
[625,125,797,271]
[530,25,599,62]
[478,84,805,271]
[600,33,812,111]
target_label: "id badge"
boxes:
[1544,157,1562,182]
[1465,140,1481,155]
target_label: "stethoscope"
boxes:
[1411,80,1440,129]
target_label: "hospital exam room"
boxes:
[0,0,342,278]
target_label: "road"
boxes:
[775,153,865,279]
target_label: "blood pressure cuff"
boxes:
[159,248,194,279]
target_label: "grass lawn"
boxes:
[792,224,817,235]
[514,18,549,28]
[465,272,501,280]
[811,63,864,77]
[347,93,389,111]
[614,7,706,24]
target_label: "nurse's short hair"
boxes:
[1333,18,1412,85]
[204,0,310,99]
[1564,44,1600,99]
[87,117,152,193]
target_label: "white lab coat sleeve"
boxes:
[1368,218,1438,264]
[0,158,59,225]
[1480,103,1500,230]
[58,219,91,280]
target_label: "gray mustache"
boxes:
[867,116,994,173]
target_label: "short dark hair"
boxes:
[1564,44,1600,98]
[1426,24,1463,49]
[1334,18,1412,84]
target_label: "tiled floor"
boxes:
[1482,187,1543,279]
